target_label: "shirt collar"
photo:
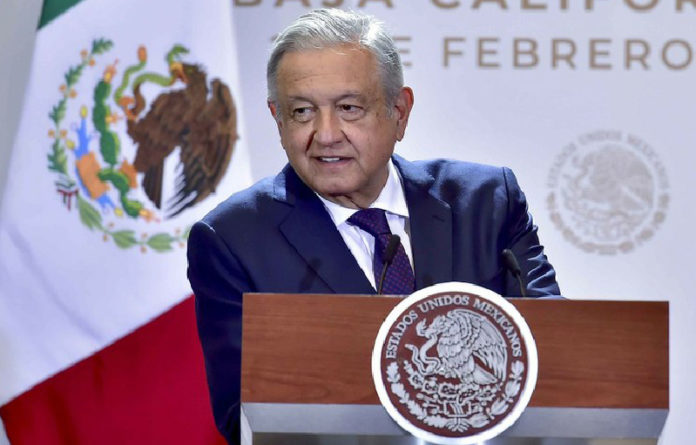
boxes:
[317,159,410,227]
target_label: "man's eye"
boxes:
[292,107,314,122]
[338,104,364,119]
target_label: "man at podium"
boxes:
[187,8,560,444]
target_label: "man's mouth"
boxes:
[318,157,345,163]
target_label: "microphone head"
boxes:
[501,248,522,275]
[383,235,401,265]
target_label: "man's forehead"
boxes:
[276,44,378,78]
[275,45,382,102]
[280,43,371,62]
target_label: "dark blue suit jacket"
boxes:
[186,155,560,442]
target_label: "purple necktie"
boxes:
[348,208,415,295]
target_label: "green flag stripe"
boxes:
[37,0,85,30]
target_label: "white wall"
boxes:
[0,3,43,442]
[0,0,42,207]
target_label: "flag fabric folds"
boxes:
[0,0,251,442]
[0,297,226,444]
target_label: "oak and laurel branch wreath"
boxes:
[386,359,524,432]
[47,38,190,252]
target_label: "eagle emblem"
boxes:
[372,283,538,444]
[406,309,506,387]
[547,132,670,255]
[47,39,237,252]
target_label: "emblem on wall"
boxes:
[372,282,538,444]
[47,39,237,252]
[547,130,669,255]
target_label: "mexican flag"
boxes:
[0,0,251,442]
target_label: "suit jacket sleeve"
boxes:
[187,220,249,444]
[500,167,560,296]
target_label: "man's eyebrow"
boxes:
[336,92,366,101]
[286,95,312,103]
[285,92,367,103]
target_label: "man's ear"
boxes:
[394,87,414,141]
[268,100,283,135]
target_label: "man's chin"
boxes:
[311,178,356,197]
[318,188,378,209]
[318,188,352,202]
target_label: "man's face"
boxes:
[269,44,413,209]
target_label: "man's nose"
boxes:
[313,110,343,146]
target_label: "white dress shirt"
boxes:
[316,160,413,289]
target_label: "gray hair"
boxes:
[267,9,403,109]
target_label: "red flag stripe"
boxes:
[0,296,225,444]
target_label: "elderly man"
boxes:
[187,8,560,443]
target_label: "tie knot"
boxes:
[348,208,390,236]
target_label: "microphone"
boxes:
[377,235,401,295]
[501,249,527,298]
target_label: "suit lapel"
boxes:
[394,156,454,289]
[274,166,375,294]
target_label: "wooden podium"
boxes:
[240,294,668,445]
